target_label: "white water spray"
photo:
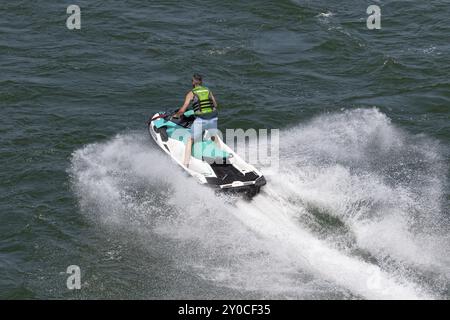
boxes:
[70,109,448,299]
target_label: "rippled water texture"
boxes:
[0,1,448,299]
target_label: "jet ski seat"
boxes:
[191,139,230,162]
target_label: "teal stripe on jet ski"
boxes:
[191,140,229,160]
[153,118,167,129]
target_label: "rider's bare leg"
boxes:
[183,137,193,168]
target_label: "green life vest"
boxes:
[192,86,215,115]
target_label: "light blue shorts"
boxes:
[191,116,218,141]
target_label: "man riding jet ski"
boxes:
[147,74,266,198]
[173,73,219,168]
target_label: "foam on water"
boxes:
[70,108,448,299]
[277,109,448,273]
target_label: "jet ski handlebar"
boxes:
[146,109,195,126]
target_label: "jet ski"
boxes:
[147,110,266,198]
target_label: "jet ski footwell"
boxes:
[147,111,266,198]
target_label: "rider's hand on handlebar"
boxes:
[172,112,181,119]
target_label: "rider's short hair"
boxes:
[193,73,203,83]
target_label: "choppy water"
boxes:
[1,1,449,299]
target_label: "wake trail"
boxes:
[70,108,448,299]
[232,183,435,299]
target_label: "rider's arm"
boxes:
[210,92,218,109]
[175,91,193,118]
